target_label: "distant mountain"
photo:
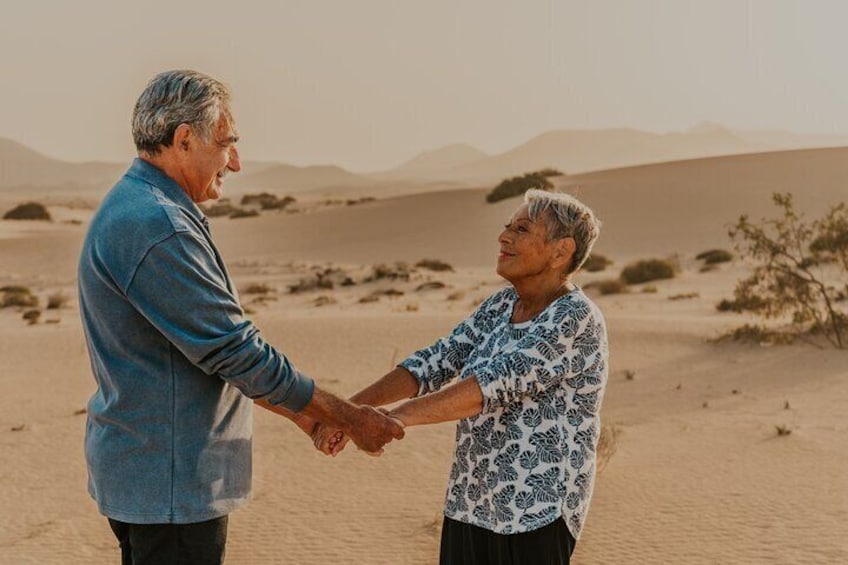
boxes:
[373,143,489,180]
[376,125,848,185]
[229,163,373,193]
[0,138,125,189]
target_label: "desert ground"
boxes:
[1,148,847,564]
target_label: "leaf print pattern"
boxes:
[400,286,608,538]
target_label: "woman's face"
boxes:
[497,204,568,282]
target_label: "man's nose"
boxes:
[228,146,241,173]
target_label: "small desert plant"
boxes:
[313,295,337,307]
[3,202,51,221]
[485,170,561,203]
[229,209,260,219]
[22,309,41,325]
[623,369,636,381]
[696,249,733,265]
[620,259,676,285]
[241,283,274,295]
[366,262,413,282]
[714,323,796,345]
[594,279,628,296]
[775,424,792,437]
[1,287,38,308]
[582,254,612,273]
[416,281,446,292]
[669,292,699,301]
[46,292,68,309]
[415,259,454,272]
[202,202,241,218]
[641,285,658,294]
[596,425,618,474]
[722,193,848,348]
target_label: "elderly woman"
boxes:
[317,189,608,565]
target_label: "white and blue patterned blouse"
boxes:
[400,286,608,539]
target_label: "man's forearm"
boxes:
[390,376,483,427]
[349,366,419,407]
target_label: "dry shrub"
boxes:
[620,258,676,285]
[714,324,796,346]
[203,202,241,217]
[22,309,41,325]
[313,295,337,307]
[447,291,465,301]
[669,292,699,301]
[366,262,413,282]
[587,279,628,296]
[242,283,274,295]
[641,285,658,294]
[3,202,51,221]
[1,287,38,308]
[416,281,446,292]
[415,259,454,272]
[230,209,260,219]
[486,169,562,203]
[47,292,68,309]
[696,249,733,264]
[346,197,376,206]
[289,267,354,293]
[582,254,612,273]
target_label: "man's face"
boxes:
[183,110,241,203]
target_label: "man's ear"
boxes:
[173,123,192,152]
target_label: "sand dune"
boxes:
[0,146,846,564]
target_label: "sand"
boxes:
[1,149,846,563]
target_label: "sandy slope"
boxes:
[1,149,846,563]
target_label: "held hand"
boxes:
[312,423,349,456]
[346,405,405,455]
[292,412,318,437]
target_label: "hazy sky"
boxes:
[2,1,846,171]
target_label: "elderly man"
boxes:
[78,69,404,565]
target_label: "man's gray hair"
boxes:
[132,70,231,155]
[525,189,601,275]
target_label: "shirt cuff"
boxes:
[265,369,315,412]
[398,359,429,397]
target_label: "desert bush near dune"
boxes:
[695,249,734,265]
[620,258,676,285]
[485,169,563,203]
[3,202,51,221]
[719,193,848,348]
[1,286,38,308]
[582,253,612,273]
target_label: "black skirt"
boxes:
[439,516,576,565]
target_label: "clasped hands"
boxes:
[307,406,405,457]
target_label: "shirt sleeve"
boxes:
[125,231,314,412]
[400,289,508,396]
[473,305,608,413]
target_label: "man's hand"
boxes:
[312,424,348,456]
[343,406,405,455]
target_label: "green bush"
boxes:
[485,170,562,203]
[620,259,676,285]
[696,249,734,264]
[3,202,51,221]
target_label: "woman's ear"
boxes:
[555,237,577,271]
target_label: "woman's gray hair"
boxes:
[525,189,601,275]
[132,70,231,155]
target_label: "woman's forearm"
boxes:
[390,376,483,427]
[349,366,419,407]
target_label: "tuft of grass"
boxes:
[47,292,68,309]
[775,424,792,437]
[241,283,274,295]
[596,425,618,474]
[229,209,260,219]
[446,291,465,301]
[415,259,454,272]
[1,287,38,308]
[582,254,612,273]
[595,279,629,296]
[696,249,734,265]
[3,202,51,221]
[620,258,676,285]
[313,295,337,307]
[416,281,446,292]
[641,285,658,294]
[623,369,636,381]
[669,292,700,301]
[485,170,561,203]
[22,309,41,325]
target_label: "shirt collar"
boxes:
[125,158,209,227]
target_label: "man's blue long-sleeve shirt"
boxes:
[78,158,314,524]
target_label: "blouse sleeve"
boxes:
[472,300,608,413]
[400,288,510,396]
